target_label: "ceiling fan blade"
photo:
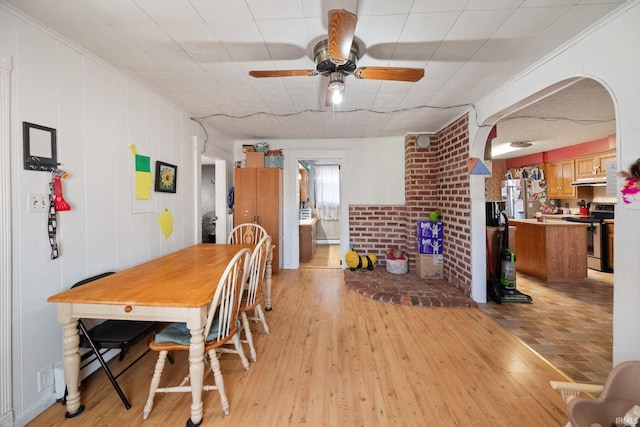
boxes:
[328,9,357,64]
[354,66,425,82]
[249,70,318,78]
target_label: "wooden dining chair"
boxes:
[236,235,271,362]
[142,248,251,420]
[228,222,275,311]
[227,222,268,245]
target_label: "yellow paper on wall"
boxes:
[131,145,152,200]
[135,170,153,199]
[157,209,174,239]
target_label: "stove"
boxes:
[563,203,614,272]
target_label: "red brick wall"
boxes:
[348,115,473,296]
[348,205,408,258]
[433,116,471,294]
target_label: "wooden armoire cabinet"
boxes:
[233,167,283,273]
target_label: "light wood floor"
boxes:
[299,244,341,269]
[31,268,570,426]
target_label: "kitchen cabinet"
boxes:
[299,165,309,202]
[299,218,317,262]
[575,151,616,179]
[575,156,599,179]
[598,152,616,176]
[606,220,614,271]
[510,219,588,282]
[546,160,576,199]
[234,167,283,273]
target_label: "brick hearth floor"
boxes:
[343,268,477,308]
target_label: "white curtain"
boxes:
[314,165,340,220]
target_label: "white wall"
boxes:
[470,1,640,365]
[235,137,405,205]
[0,7,202,425]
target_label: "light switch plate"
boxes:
[28,193,48,213]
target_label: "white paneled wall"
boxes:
[1,7,198,425]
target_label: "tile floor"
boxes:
[479,269,613,384]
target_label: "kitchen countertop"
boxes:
[299,218,318,226]
[510,219,589,226]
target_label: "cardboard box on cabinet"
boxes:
[264,155,284,168]
[245,152,264,168]
[416,254,444,280]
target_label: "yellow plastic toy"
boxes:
[345,245,377,271]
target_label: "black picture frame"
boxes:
[23,122,58,171]
[154,161,177,193]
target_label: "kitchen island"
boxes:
[509,219,589,282]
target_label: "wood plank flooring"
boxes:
[31,267,570,426]
[299,243,341,269]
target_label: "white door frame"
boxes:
[0,51,14,427]
[283,149,350,269]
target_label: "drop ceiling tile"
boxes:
[209,19,263,45]
[493,7,570,38]
[161,21,219,52]
[401,12,461,41]
[411,0,472,13]
[81,0,152,25]
[256,18,311,50]
[357,0,414,15]
[131,0,202,23]
[245,0,305,19]
[446,9,516,40]
[189,0,253,21]
[466,0,526,10]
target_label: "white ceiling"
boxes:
[3,0,625,156]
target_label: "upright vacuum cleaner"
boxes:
[492,212,532,303]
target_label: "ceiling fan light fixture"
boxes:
[331,90,343,105]
[328,72,345,92]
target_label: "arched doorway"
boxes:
[475,77,616,384]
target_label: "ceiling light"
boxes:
[328,72,345,92]
[509,141,533,148]
[331,90,343,105]
[491,141,534,158]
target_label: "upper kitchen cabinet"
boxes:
[299,164,309,202]
[546,160,576,199]
[597,151,616,175]
[234,167,283,273]
[575,151,616,179]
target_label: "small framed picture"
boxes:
[155,161,177,193]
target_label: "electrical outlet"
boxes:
[37,366,54,392]
[28,193,48,213]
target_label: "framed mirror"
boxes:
[23,122,57,171]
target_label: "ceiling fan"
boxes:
[248,9,425,105]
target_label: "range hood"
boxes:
[571,177,607,187]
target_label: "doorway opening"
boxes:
[200,155,228,244]
[299,160,341,269]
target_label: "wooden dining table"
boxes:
[48,243,253,426]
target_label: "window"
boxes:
[313,165,340,220]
